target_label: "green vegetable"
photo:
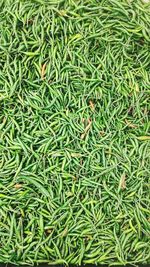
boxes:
[0,0,150,265]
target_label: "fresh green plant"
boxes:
[0,0,150,265]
